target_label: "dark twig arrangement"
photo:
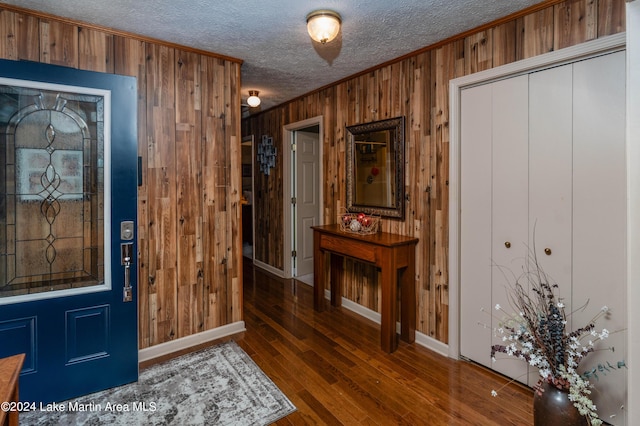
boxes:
[489,254,625,426]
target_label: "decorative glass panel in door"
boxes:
[0,59,138,404]
[2,86,104,298]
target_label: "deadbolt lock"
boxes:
[121,220,134,241]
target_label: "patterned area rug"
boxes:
[21,340,296,425]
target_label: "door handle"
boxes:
[121,242,134,302]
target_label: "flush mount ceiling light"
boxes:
[246,90,261,108]
[306,10,342,44]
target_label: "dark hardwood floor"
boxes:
[239,261,533,425]
[145,260,534,425]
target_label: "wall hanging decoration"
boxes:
[257,135,276,175]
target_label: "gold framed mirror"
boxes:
[346,116,405,219]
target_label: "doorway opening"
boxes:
[283,116,323,283]
[241,135,254,260]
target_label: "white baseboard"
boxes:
[325,289,381,324]
[324,290,449,357]
[138,321,246,363]
[295,273,314,286]
[415,331,450,357]
[252,259,285,278]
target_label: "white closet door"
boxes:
[459,54,626,420]
[572,51,626,425]
[528,65,573,305]
[490,75,529,383]
[459,83,493,367]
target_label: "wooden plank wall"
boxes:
[0,5,243,349]
[242,0,626,343]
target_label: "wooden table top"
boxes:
[0,353,24,424]
[312,224,419,247]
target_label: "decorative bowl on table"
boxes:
[338,210,380,235]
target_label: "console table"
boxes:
[0,353,24,426]
[312,224,418,353]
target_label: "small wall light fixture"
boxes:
[306,10,342,44]
[247,90,261,108]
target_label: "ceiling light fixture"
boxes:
[246,90,261,108]
[306,10,342,44]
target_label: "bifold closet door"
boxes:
[571,51,627,425]
[528,63,575,386]
[459,83,493,369]
[459,75,529,385]
[460,53,627,418]
[528,63,574,310]
[490,75,529,383]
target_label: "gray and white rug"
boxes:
[21,340,296,425]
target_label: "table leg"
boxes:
[313,232,324,311]
[380,248,397,353]
[8,382,18,426]
[400,247,416,343]
[330,254,343,307]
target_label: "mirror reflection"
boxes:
[346,117,405,219]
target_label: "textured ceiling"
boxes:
[3,0,543,112]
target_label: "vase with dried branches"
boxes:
[489,254,626,426]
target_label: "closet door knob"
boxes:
[504,241,511,248]
[544,248,552,255]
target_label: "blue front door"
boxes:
[0,60,138,404]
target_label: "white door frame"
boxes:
[626,4,640,422]
[283,116,324,279]
[448,33,626,359]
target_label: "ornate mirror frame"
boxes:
[346,116,405,219]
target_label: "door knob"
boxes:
[544,247,552,255]
[121,242,134,302]
[504,241,511,248]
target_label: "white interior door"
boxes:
[293,127,320,278]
